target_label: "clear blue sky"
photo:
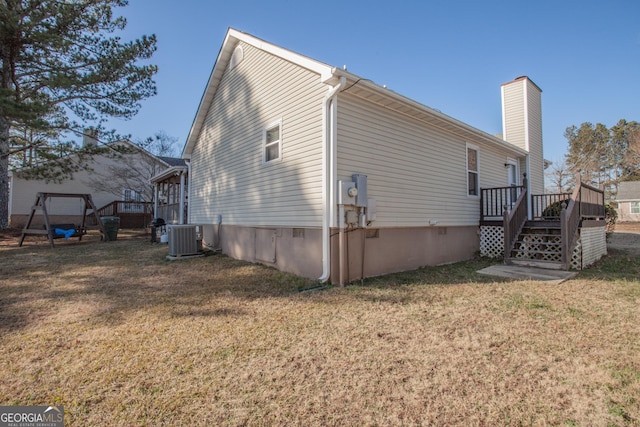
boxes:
[111,0,640,164]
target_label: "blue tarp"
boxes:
[54,228,75,240]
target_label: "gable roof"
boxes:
[157,156,187,167]
[11,138,171,175]
[182,28,335,158]
[182,28,527,159]
[115,139,172,167]
[617,181,640,201]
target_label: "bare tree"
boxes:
[545,158,573,194]
[86,132,179,204]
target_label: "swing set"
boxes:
[18,192,106,248]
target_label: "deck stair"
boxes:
[507,220,564,270]
[482,173,606,271]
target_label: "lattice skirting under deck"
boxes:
[479,225,603,270]
[480,226,504,258]
[570,236,582,270]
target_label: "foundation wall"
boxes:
[205,224,324,279]
[333,226,479,283]
[202,224,479,284]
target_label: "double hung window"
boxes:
[466,144,479,197]
[264,120,282,163]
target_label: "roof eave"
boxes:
[181,30,529,160]
[150,166,188,183]
[334,71,528,157]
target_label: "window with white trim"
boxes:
[631,201,640,214]
[466,144,479,197]
[122,188,144,213]
[263,120,282,163]
[123,188,143,202]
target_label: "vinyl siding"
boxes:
[502,78,545,195]
[526,80,545,195]
[336,94,519,227]
[189,42,327,227]
[10,148,157,218]
[580,226,606,267]
[502,83,526,151]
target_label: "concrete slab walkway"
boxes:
[477,264,577,284]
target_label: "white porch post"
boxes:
[153,182,159,220]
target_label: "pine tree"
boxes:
[612,119,640,181]
[0,0,157,229]
[564,122,604,185]
[565,120,640,199]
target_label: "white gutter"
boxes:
[318,76,346,282]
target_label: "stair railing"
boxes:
[579,182,606,219]
[560,175,583,269]
[560,175,605,269]
[503,188,528,261]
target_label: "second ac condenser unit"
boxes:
[167,225,199,257]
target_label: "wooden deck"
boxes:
[481,176,605,270]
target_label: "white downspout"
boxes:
[523,82,533,220]
[318,76,346,282]
[179,171,186,224]
[186,160,192,224]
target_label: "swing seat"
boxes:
[46,224,86,239]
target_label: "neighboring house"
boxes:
[9,133,170,228]
[182,28,604,284]
[616,181,640,222]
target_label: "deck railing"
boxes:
[503,188,528,260]
[531,193,572,219]
[480,186,525,220]
[88,201,153,228]
[579,182,606,218]
[155,202,187,225]
[560,175,605,268]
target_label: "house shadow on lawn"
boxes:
[0,239,317,332]
[3,235,636,333]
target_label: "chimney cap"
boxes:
[501,75,542,93]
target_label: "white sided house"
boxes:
[10,135,167,228]
[183,28,606,284]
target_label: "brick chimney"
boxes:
[83,128,99,147]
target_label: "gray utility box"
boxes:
[352,174,368,207]
[167,225,199,257]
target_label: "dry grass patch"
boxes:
[0,233,639,425]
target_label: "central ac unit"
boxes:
[167,225,199,257]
